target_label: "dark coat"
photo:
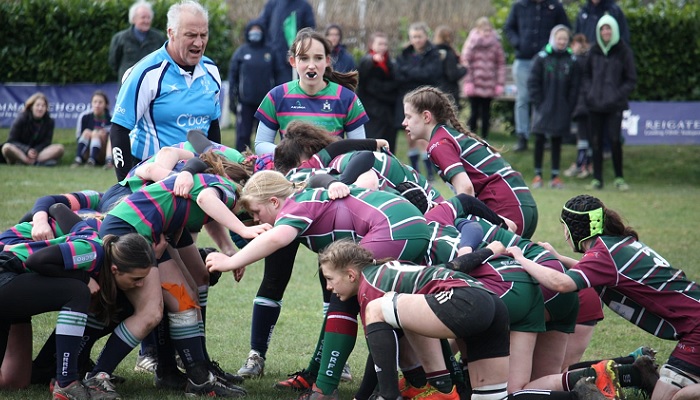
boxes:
[331,44,357,73]
[528,45,580,136]
[258,0,316,84]
[575,0,630,45]
[108,26,166,83]
[228,21,278,109]
[393,43,443,128]
[434,43,467,107]
[504,0,570,60]
[572,50,589,119]
[582,41,636,113]
[357,52,398,136]
[7,112,56,153]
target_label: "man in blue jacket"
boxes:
[228,21,279,151]
[258,0,316,84]
[504,0,570,152]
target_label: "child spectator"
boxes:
[72,90,113,168]
[325,24,356,73]
[1,92,64,166]
[460,17,506,139]
[528,25,580,189]
[564,33,593,179]
[433,25,467,111]
[582,15,636,191]
[228,20,278,151]
[357,31,399,151]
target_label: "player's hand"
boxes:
[206,251,236,272]
[238,223,272,239]
[486,240,507,256]
[327,181,350,199]
[31,220,55,241]
[234,267,246,282]
[376,139,390,151]
[505,245,524,260]
[538,241,561,259]
[174,171,194,198]
[88,277,100,296]
[153,234,169,259]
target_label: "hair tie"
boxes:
[372,259,377,265]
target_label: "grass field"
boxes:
[0,125,699,399]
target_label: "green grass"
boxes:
[0,126,699,399]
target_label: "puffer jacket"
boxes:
[461,29,506,98]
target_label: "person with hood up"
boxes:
[460,17,506,139]
[581,15,636,191]
[575,0,630,45]
[325,24,356,73]
[527,25,580,190]
[228,20,279,151]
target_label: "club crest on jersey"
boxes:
[322,100,332,112]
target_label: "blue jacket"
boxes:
[258,0,316,84]
[331,44,356,73]
[228,21,278,109]
[504,0,570,60]
[575,0,630,45]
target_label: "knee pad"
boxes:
[659,364,700,389]
[380,292,402,329]
[161,282,198,312]
[168,309,198,328]
[471,383,508,400]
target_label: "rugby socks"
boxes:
[250,297,282,358]
[55,309,87,387]
[315,311,358,394]
[366,322,401,399]
[169,310,206,373]
[76,136,89,160]
[403,365,427,388]
[507,390,575,399]
[427,369,453,394]
[88,137,102,163]
[90,322,140,377]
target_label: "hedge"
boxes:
[1,0,698,101]
[0,0,231,84]
[489,0,699,101]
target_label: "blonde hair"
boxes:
[318,238,374,273]
[475,17,492,32]
[240,170,306,210]
[403,86,498,152]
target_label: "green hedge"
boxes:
[0,0,231,84]
[489,0,699,101]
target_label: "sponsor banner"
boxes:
[0,83,119,129]
[0,82,230,130]
[622,101,700,145]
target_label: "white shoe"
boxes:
[237,350,265,379]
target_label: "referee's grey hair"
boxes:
[167,0,209,35]
[129,1,154,25]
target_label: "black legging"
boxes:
[467,97,492,139]
[589,110,624,185]
[0,273,90,361]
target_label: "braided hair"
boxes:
[403,86,499,152]
[560,194,638,253]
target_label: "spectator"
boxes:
[357,31,399,151]
[460,17,506,139]
[325,24,356,73]
[395,22,443,181]
[258,0,316,84]
[504,0,570,152]
[564,33,593,180]
[228,20,278,152]
[1,92,64,166]
[528,25,580,190]
[109,0,222,182]
[582,15,636,191]
[575,0,630,45]
[433,25,467,111]
[72,90,113,168]
[108,0,167,85]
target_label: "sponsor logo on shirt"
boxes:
[177,114,211,127]
[114,104,126,115]
[291,101,306,110]
[73,251,97,265]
